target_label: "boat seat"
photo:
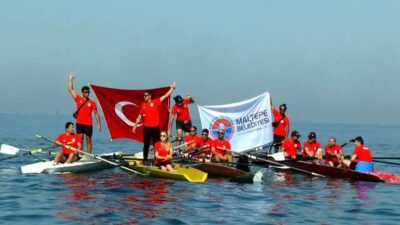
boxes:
[355,161,374,172]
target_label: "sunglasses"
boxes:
[218,132,225,135]
[83,91,90,94]
[190,130,196,132]
[144,94,149,97]
[202,133,208,136]
[160,134,167,137]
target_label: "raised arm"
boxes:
[68,73,78,99]
[186,94,195,103]
[270,94,276,111]
[160,81,177,102]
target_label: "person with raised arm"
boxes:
[68,73,101,154]
[132,81,177,164]
[270,96,290,153]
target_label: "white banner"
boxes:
[198,92,273,152]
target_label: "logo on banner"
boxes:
[210,116,234,140]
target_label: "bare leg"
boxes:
[65,153,77,163]
[78,133,85,152]
[86,135,92,154]
[328,161,334,167]
[54,152,66,164]
[166,164,175,172]
[176,129,183,153]
[342,159,351,168]
[160,166,167,171]
[227,155,233,163]
[214,154,222,163]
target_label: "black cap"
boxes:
[173,95,183,103]
[291,130,301,138]
[308,132,316,139]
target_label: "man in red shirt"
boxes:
[198,129,214,159]
[184,126,201,154]
[282,131,302,159]
[212,129,232,163]
[270,98,290,153]
[303,132,323,161]
[132,81,177,162]
[68,73,101,154]
[343,136,373,169]
[168,94,195,149]
[324,137,344,167]
[54,122,82,164]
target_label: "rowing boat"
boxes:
[277,160,387,182]
[122,160,208,182]
[21,153,118,174]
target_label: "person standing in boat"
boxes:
[270,98,290,153]
[303,132,323,163]
[281,131,302,160]
[212,129,233,163]
[184,126,201,155]
[324,137,344,167]
[342,136,373,171]
[68,73,102,154]
[53,122,82,164]
[168,94,195,151]
[132,81,177,163]
[154,131,175,172]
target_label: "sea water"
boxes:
[0,114,399,225]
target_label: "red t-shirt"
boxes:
[171,99,192,122]
[303,141,322,157]
[325,144,342,158]
[282,138,302,157]
[184,135,201,153]
[199,137,214,155]
[75,95,97,126]
[139,98,161,127]
[154,142,172,164]
[273,108,290,137]
[213,139,231,156]
[55,132,82,154]
[353,145,372,162]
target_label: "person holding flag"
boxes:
[132,81,177,163]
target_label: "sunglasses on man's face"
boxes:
[160,134,167,138]
[202,133,208,136]
[83,91,90,94]
[190,130,196,132]
[218,132,225,135]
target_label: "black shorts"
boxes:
[176,120,192,133]
[76,123,93,137]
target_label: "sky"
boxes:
[0,0,399,125]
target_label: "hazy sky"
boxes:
[0,0,399,125]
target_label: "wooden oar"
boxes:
[216,147,326,177]
[35,134,146,175]
[0,145,57,162]
[372,159,400,166]
[373,157,400,160]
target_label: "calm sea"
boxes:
[0,113,399,225]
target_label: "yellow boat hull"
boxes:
[126,160,208,183]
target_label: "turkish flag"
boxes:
[91,84,171,143]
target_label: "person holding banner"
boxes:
[270,98,290,153]
[212,129,233,163]
[168,94,195,150]
[132,81,177,163]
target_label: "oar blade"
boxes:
[0,144,20,155]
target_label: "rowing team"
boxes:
[280,130,373,171]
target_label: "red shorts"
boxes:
[154,159,171,166]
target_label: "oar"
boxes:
[341,139,355,148]
[0,145,58,162]
[372,159,400,166]
[373,157,400,160]
[216,147,326,177]
[35,134,146,175]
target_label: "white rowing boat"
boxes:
[21,153,120,174]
